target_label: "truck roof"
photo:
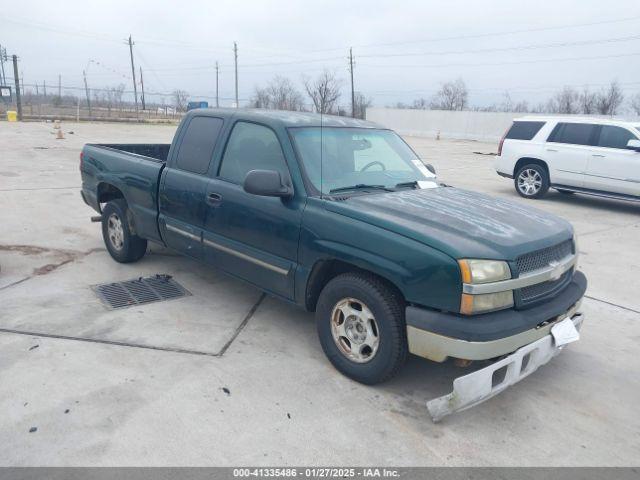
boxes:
[184,108,382,129]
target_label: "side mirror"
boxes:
[626,139,640,152]
[243,169,293,198]
[425,163,436,174]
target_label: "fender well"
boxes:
[304,258,404,312]
[514,157,549,178]
[97,182,125,211]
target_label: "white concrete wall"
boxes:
[366,108,535,142]
[366,108,640,142]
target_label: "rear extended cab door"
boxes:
[158,115,225,259]
[584,125,640,196]
[545,122,598,188]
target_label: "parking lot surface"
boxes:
[1,121,639,466]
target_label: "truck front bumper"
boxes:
[405,270,587,362]
[404,270,587,421]
[427,312,583,421]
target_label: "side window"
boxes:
[505,121,546,140]
[597,126,637,150]
[174,116,223,174]
[219,122,289,184]
[548,123,596,146]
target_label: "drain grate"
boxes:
[92,274,191,309]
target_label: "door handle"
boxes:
[592,154,605,158]
[207,192,223,206]
[546,148,558,152]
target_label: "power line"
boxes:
[357,34,640,59]
[311,14,640,52]
[357,51,640,69]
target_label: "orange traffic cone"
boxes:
[56,129,65,140]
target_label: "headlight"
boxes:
[460,291,514,315]
[458,259,513,315]
[458,259,511,284]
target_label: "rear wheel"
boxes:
[315,272,407,385]
[101,199,147,263]
[514,163,549,199]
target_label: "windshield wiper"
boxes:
[329,184,395,194]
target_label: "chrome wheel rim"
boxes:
[107,213,124,251]
[330,298,380,363]
[517,169,542,196]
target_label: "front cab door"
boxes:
[202,121,303,300]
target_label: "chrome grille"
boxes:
[520,270,572,303]
[516,239,573,274]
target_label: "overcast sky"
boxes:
[1,0,639,109]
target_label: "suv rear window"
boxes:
[547,123,597,146]
[505,121,545,140]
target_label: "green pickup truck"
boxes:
[80,109,586,420]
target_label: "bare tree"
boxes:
[411,98,429,109]
[551,86,580,114]
[631,93,640,115]
[430,78,468,111]
[353,92,373,119]
[303,70,341,114]
[249,76,305,111]
[595,81,624,116]
[172,90,189,112]
[579,87,598,114]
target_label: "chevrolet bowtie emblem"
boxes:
[548,260,563,280]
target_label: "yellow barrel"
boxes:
[6,111,17,122]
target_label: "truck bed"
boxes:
[81,143,169,243]
[88,143,171,162]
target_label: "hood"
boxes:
[324,187,573,260]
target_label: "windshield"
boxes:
[289,127,436,195]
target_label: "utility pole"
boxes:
[139,67,146,110]
[349,47,355,118]
[58,74,61,98]
[215,61,219,108]
[12,55,22,120]
[43,80,47,98]
[83,69,92,117]
[0,44,6,85]
[233,42,238,108]
[127,35,139,119]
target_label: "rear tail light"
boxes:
[79,151,84,171]
[497,129,509,156]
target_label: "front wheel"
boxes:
[101,199,147,263]
[315,272,407,385]
[514,163,549,199]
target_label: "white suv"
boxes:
[495,116,640,201]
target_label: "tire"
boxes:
[514,163,550,199]
[315,272,407,385]
[101,199,147,263]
